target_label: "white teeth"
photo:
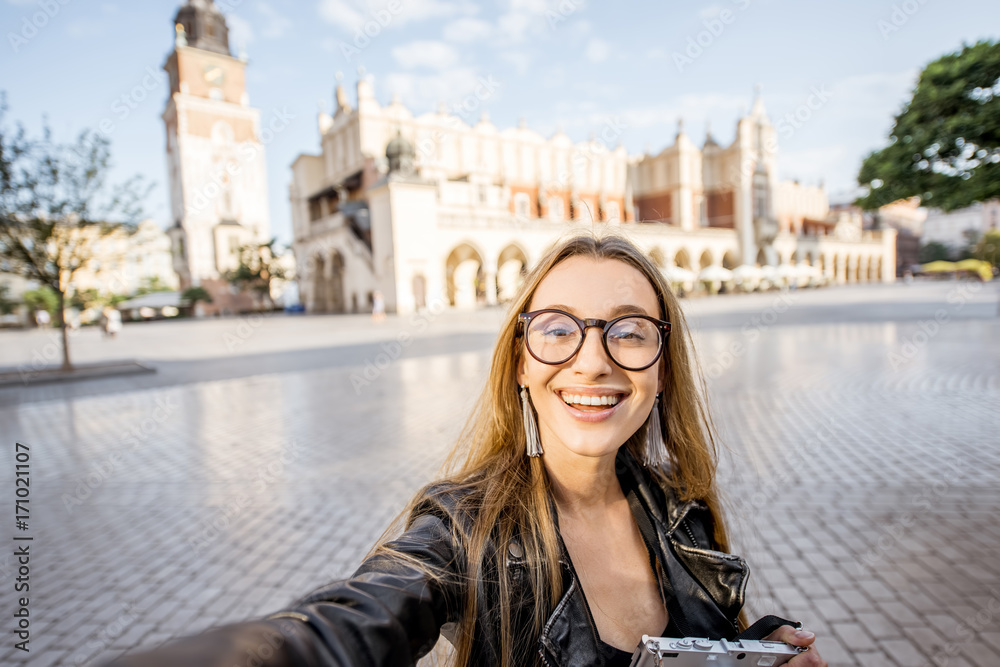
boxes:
[561,393,620,407]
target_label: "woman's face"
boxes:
[516,256,664,463]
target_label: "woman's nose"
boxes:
[572,328,613,375]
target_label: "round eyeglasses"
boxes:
[517,309,671,371]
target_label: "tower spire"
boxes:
[173,0,230,55]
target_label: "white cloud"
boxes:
[500,51,532,74]
[585,38,610,63]
[496,0,588,43]
[318,0,468,32]
[699,4,723,20]
[442,17,492,42]
[383,67,487,113]
[391,40,460,70]
[256,2,293,39]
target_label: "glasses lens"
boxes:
[606,317,662,369]
[526,312,582,364]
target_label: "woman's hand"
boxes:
[764,625,828,666]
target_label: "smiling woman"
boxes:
[104,233,826,667]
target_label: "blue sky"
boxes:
[2,0,998,246]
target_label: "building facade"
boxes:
[162,0,271,315]
[291,80,896,315]
[922,200,1000,254]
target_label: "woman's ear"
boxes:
[516,353,527,387]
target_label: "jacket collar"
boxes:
[536,447,724,666]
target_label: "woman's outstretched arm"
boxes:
[103,509,465,667]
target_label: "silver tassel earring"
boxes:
[520,385,543,457]
[644,394,668,467]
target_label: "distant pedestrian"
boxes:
[371,290,385,323]
[34,309,50,328]
[101,307,122,338]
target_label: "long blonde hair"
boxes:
[373,231,731,666]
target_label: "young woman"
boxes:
[107,233,826,667]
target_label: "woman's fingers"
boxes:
[763,625,827,666]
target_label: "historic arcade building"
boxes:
[290,80,895,315]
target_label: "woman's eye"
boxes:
[541,327,575,337]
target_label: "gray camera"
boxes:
[629,635,807,666]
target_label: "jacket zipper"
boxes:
[682,519,700,549]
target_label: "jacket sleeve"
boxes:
[103,503,466,667]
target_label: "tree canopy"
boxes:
[227,238,287,310]
[0,94,150,368]
[856,40,1000,211]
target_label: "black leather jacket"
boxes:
[106,448,748,667]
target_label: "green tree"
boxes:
[68,287,101,312]
[918,241,952,263]
[0,95,150,369]
[0,282,16,316]
[135,275,172,296]
[226,238,287,310]
[857,40,1000,212]
[181,286,213,313]
[22,286,59,319]
[975,229,1000,268]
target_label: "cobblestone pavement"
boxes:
[1,280,998,666]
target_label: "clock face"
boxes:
[203,65,225,87]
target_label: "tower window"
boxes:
[514,192,531,219]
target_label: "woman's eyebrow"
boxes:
[539,304,653,318]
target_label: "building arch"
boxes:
[496,243,529,303]
[755,248,767,266]
[674,248,692,269]
[649,247,666,268]
[721,250,738,269]
[698,249,714,270]
[328,251,346,312]
[446,243,485,308]
[312,254,327,312]
[412,273,427,310]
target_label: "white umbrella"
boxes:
[796,262,821,278]
[759,264,778,281]
[698,265,734,282]
[776,263,798,279]
[731,265,762,281]
[663,265,696,282]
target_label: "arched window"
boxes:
[514,192,531,219]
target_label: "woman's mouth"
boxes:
[557,391,627,421]
[560,392,622,409]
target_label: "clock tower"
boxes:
[163,0,270,314]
